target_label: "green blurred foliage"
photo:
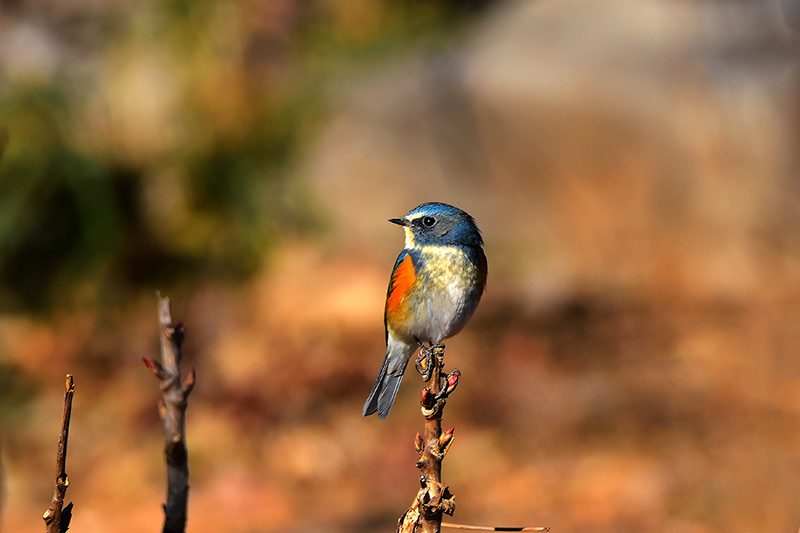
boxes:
[0,84,119,312]
[0,0,489,313]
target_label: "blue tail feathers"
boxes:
[363,356,408,419]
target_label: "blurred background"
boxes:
[2,0,800,531]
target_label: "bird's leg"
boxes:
[434,368,460,401]
[414,338,434,381]
[414,341,446,382]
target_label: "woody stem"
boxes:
[398,345,455,533]
[420,348,444,533]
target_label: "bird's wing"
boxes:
[384,248,417,345]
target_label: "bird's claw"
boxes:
[413,343,430,381]
[434,368,460,400]
[415,341,445,382]
[415,350,433,381]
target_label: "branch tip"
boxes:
[45,373,75,533]
[153,297,191,533]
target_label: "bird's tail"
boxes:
[363,348,411,419]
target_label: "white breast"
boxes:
[413,245,481,343]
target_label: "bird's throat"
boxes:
[403,226,415,249]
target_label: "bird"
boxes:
[363,202,487,419]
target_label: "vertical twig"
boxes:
[143,295,196,533]
[398,345,459,533]
[43,374,75,533]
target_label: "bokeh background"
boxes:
[2,0,800,531]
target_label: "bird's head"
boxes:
[390,202,483,249]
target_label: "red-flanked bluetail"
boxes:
[363,202,487,419]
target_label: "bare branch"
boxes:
[398,345,457,533]
[43,374,75,533]
[442,523,549,531]
[146,295,194,533]
[396,348,549,533]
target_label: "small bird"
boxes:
[363,202,487,419]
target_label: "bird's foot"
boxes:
[414,342,445,381]
[415,352,433,382]
[414,343,430,381]
[434,368,460,401]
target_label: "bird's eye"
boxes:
[422,216,436,228]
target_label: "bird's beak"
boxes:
[388,217,409,227]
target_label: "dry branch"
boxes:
[395,348,550,533]
[43,374,75,533]
[441,523,549,531]
[144,295,195,533]
[398,345,458,533]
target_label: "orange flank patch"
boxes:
[386,254,416,318]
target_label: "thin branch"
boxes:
[398,345,458,533]
[144,295,195,533]
[43,374,75,533]
[442,523,549,531]
[395,348,549,533]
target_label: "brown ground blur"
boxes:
[3,1,800,532]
